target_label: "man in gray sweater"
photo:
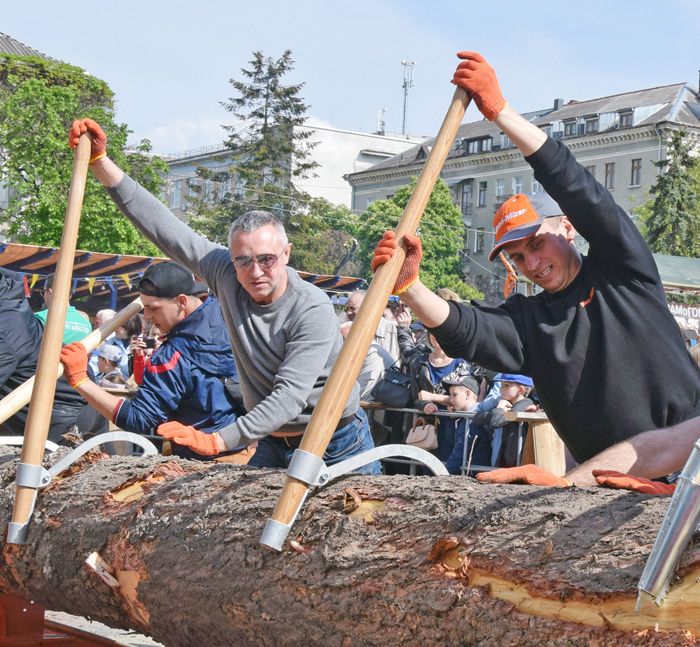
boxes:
[68,118,381,474]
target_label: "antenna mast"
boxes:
[401,59,416,136]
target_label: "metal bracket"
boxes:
[259,444,447,552]
[46,431,158,480]
[636,438,700,610]
[7,432,159,545]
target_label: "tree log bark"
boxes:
[0,447,699,647]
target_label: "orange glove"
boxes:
[593,470,675,495]
[477,464,570,487]
[452,52,506,121]
[157,421,220,456]
[68,118,107,163]
[371,231,422,295]
[60,342,90,389]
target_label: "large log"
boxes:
[0,446,699,647]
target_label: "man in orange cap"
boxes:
[372,51,700,490]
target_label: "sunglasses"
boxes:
[232,249,286,271]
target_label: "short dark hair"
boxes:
[44,273,75,298]
[121,313,143,338]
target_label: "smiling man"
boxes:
[66,119,381,474]
[372,51,700,486]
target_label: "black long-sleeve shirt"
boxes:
[431,137,700,463]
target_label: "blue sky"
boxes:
[4,0,699,156]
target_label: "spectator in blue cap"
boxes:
[471,374,536,468]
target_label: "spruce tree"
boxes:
[209,50,316,226]
[640,128,700,257]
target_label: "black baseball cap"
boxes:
[442,374,479,395]
[138,261,197,298]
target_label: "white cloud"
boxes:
[132,116,236,157]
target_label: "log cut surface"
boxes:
[0,446,699,647]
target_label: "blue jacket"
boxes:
[114,296,239,459]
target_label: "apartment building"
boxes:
[161,120,426,220]
[345,82,700,296]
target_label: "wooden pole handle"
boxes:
[10,133,91,532]
[268,87,471,533]
[0,298,143,427]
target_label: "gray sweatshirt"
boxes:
[106,175,359,449]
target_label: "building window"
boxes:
[496,179,505,197]
[218,176,232,197]
[532,177,542,193]
[630,159,641,186]
[478,181,487,207]
[475,228,485,254]
[467,137,492,155]
[620,112,633,128]
[585,117,599,134]
[605,163,616,190]
[564,121,577,137]
[586,165,596,178]
[540,125,552,137]
[513,176,523,194]
[461,184,472,217]
[500,133,513,149]
[202,180,214,203]
[186,179,198,199]
[170,181,182,208]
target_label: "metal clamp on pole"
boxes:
[14,463,52,489]
[7,432,159,545]
[260,444,447,552]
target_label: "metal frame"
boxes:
[6,432,158,545]
[260,444,447,552]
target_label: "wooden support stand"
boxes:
[505,410,567,476]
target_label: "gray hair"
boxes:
[346,290,367,304]
[228,210,288,247]
[96,309,116,322]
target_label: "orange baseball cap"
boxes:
[488,193,563,261]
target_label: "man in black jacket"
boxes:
[372,51,700,487]
[0,267,89,444]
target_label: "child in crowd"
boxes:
[471,374,535,467]
[95,345,127,389]
[442,375,492,474]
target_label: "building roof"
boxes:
[655,253,700,292]
[576,240,700,292]
[0,32,56,60]
[347,83,700,179]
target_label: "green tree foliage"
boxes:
[202,50,317,227]
[182,164,235,245]
[188,49,369,277]
[287,198,363,276]
[353,178,483,300]
[0,55,168,255]
[637,128,700,257]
